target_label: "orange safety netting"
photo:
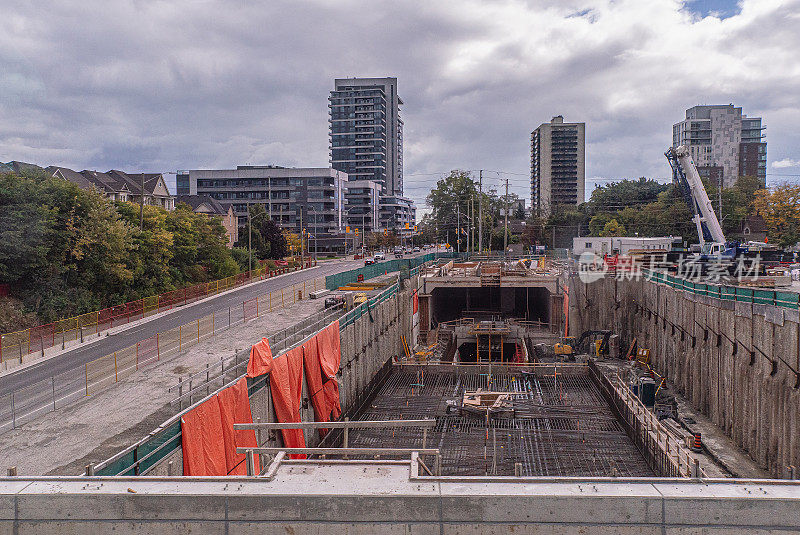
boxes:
[181,377,259,476]
[246,337,273,378]
[218,377,260,475]
[181,396,227,476]
[269,345,306,458]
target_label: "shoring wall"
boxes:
[570,273,800,477]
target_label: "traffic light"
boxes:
[346,226,350,233]
[405,222,410,229]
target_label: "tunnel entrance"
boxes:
[431,287,551,325]
[458,341,519,363]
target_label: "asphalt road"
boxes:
[0,250,435,396]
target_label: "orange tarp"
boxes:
[181,396,227,476]
[302,336,327,436]
[218,377,260,475]
[413,291,419,314]
[246,337,273,378]
[270,345,306,457]
[317,321,341,379]
[316,321,342,419]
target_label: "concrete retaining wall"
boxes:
[571,274,800,477]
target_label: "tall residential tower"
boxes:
[329,77,404,196]
[530,116,585,215]
[672,104,766,187]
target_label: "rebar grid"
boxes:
[347,368,655,477]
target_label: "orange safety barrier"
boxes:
[246,337,273,378]
[269,346,306,458]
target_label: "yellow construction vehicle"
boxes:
[554,341,574,356]
[554,331,612,358]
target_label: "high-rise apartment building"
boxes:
[672,104,766,187]
[329,77,403,196]
[530,116,586,215]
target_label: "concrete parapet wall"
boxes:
[2,471,799,533]
[571,274,800,477]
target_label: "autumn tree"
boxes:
[753,184,800,247]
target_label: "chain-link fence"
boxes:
[0,276,325,433]
[0,262,315,363]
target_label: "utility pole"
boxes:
[139,172,145,230]
[478,170,483,253]
[457,201,460,254]
[299,207,304,267]
[718,174,723,222]
[268,177,272,219]
[247,201,252,272]
[503,178,509,253]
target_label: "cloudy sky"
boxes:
[2,0,799,215]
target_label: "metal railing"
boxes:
[167,303,346,409]
[0,276,326,434]
[235,419,439,476]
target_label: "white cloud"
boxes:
[772,158,800,168]
[1,0,799,210]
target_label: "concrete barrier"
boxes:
[2,470,800,533]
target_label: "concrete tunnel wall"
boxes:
[147,278,418,476]
[570,274,800,477]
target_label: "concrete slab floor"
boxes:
[0,297,326,477]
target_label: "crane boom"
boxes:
[665,145,726,245]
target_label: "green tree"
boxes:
[599,219,626,237]
[235,205,288,259]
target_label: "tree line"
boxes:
[0,168,290,329]
[419,169,800,250]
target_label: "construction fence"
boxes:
[645,269,800,310]
[0,261,316,363]
[325,252,461,290]
[0,276,326,434]
[92,280,405,476]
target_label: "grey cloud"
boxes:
[1,0,800,208]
